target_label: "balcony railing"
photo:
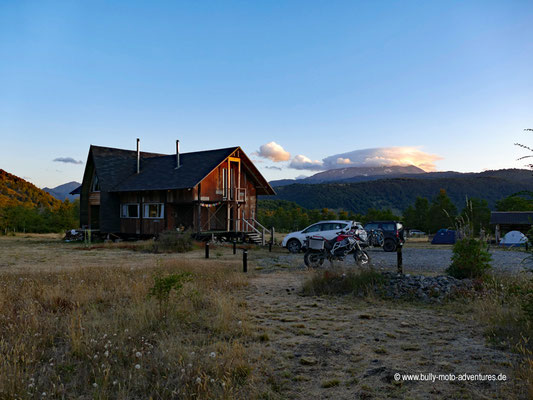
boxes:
[224,188,246,202]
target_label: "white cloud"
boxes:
[53,157,83,165]
[254,144,442,173]
[336,157,352,165]
[256,142,291,162]
[322,147,442,172]
[289,154,324,170]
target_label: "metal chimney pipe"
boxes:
[136,138,140,174]
[175,140,180,169]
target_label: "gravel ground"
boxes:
[255,246,531,274]
[368,247,530,274]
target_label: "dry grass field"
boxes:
[0,234,269,399]
[0,234,531,399]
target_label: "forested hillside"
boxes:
[0,169,61,209]
[266,175,533,214]
[270,168,533,187]
[0,169,77,233]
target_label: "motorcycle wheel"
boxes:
[354,250,371,267]
[304,251,325,268]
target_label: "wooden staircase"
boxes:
[244,231,263,245]
[240,218,275,246]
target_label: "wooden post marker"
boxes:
[243,250,248,273]
[233,240,237,255]
[205,242,210,259]
[396,244,403,274]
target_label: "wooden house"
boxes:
[72,140,275,241]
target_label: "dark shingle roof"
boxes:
[490,212,533,225]
[113,147,238,192]
[89,145,240,192]
[90,146,163,192]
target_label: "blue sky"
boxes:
[1,0,532,187]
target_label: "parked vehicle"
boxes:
[364,221,405,252]
[282,220,363,253]
[408,229,426,237]
[431,229,456,245]
[367,229,385,247]
[303,227,370,268]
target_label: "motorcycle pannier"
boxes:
[308,237,325,250]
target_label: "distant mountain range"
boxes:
[270,165,533,187]
[43,181,80,201]
[270,165,426,187]
[0,169,62,209]
[265,168,533,214]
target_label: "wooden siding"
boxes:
[79,156,95,228]
[88,192,100,205]
[81,148,268,235]
[99,192,121,233]
[118,191,167,235]
[166,189,195,203]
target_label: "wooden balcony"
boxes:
[223,188,246,202]
[88,192,100,205]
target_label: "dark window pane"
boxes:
[128,204,138,218]
[304,224,321,233]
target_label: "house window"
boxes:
[143,203,164,219]
[222,168,228,198]
[91,174,100,192]
[230,169,235,200]
[121,203,139,218]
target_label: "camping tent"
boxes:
[499,230,528,247]
[431,229,456,245]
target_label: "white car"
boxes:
[408,229,426,237]
[281,220,365,253]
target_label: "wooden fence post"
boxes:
[397,244,403,274]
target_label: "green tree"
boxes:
[338,210,349,220]
[403,197,429,232]
[460,198,491,235]
[321,208,337,221]
[363,208,400,224]
[308,209,321,224]
[495,195,533,211]
[446,238,492,279]
[427,189,457,233]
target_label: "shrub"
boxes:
[148,272,192,317]
[446,238,491,279]
[302,268,385,296]
[152,230,193,253]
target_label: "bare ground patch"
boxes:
[246,271,525,399]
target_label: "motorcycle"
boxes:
[303,228,370,268]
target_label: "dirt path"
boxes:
[246,271,522,399]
